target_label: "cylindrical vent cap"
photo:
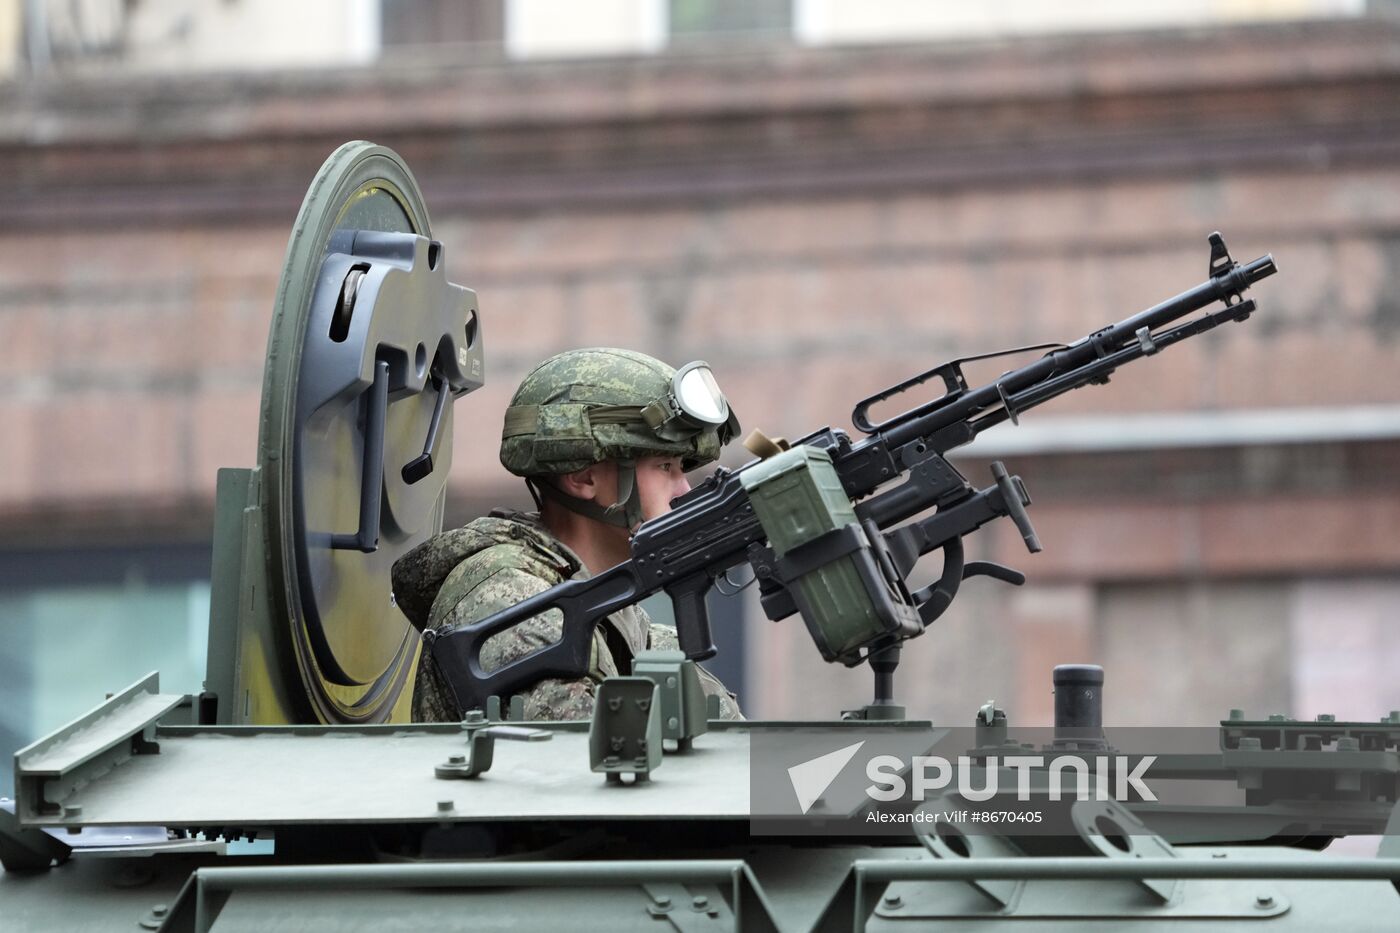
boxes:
[1053,664,1104,731]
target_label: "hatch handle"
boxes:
[402,372,449,485]
[330,357,388,552]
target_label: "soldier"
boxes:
[393,347,745,722]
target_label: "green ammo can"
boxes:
[740,445,919,664]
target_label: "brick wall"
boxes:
[2,19,1398,721]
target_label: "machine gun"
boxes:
[429,234,1278,716]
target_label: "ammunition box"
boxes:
[741,445,902,662]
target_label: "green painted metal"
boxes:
[633,650,709,751]
[203,467,255,725]
[254,141,448,726]
[742,446,887,662]
[589,678,664,782]
[162,861,781,933]
[13,673,182,822]
[204,464,310,726]
[854,857,1400,881]
[807,857,1400,930]
[433,724,553,780]
[14,721,753,827]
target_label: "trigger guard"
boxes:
[912,537,965,625]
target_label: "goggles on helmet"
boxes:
[638,361,737,443]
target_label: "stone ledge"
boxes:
[3,18,1400,224]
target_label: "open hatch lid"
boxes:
[207,141,484,724]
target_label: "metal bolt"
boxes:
[152,905,168,918]
[448,754,466,765]
[437,800,454,813]
[63,804,82,819]
[883,894,904,909]
[1228,709,1244,721]
[692,895,709,909]
[462,710,485,725]
[1212,852,1228,859]
[653,895,671,909]
[1256,894,1275,909]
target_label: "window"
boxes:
[380,0,505,54]
[0,544,211,798]
[668,0,792,44]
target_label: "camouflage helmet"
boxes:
[500,348,740,526]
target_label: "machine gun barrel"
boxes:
[1004,296,1259,420]
[877,250,1276,453]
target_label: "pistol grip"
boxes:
[668,575,718,661]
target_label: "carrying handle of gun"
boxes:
[667,573,719,661]
[852,362,969,434]
[852,343,1067,436]
[430,562,644,713]
[991,461,1041,553]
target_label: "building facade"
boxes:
[2,5,1399,783]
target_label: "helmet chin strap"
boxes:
[530,460,643,531]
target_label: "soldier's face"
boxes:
[633,454,691,524]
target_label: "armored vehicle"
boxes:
[3,143,1398,931]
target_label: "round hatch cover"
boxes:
[258,141,483,723]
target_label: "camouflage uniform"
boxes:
[394,509,743,722]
